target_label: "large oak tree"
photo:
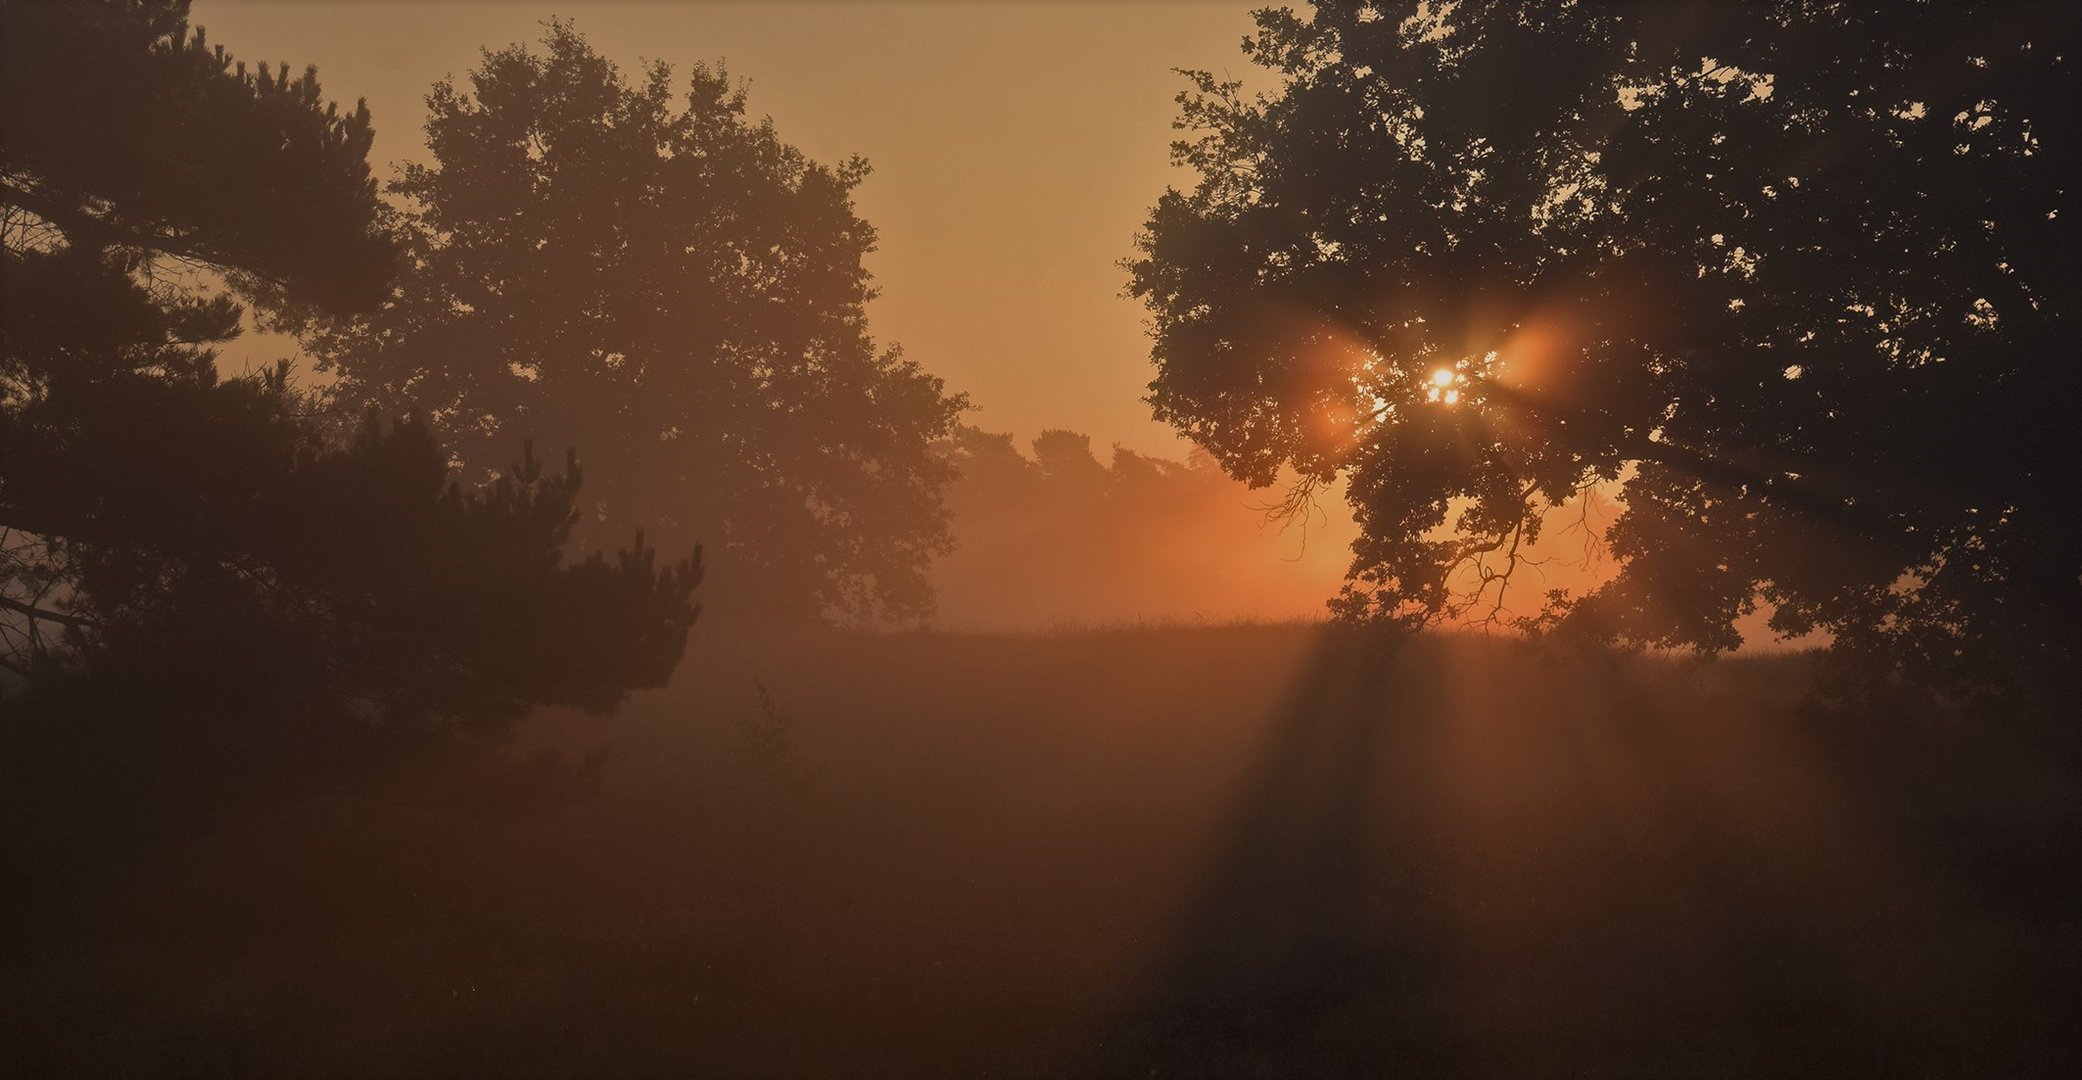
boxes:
[1130,0,2078,704]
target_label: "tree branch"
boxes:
[0,594,96,629]
[0,175,284,291]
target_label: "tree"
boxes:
[1129,0,2079,703]
[0,0,392,312]
[2,1,699,748]
[310,23,966,625]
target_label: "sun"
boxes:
[1424,367,1465,405]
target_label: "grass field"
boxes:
[6,624,2078,1077]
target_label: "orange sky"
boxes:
[198,0,1267,457]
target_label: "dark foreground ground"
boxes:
[5,625,2079,1077]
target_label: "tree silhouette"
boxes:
[2,1,700,747]
[1,0,392,312]
[310,22,966,625]
[1130,1,2078,703]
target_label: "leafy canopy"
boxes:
[1131,0,2079,699]
[313,23,966,625]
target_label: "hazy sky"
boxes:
[197,0,1269,457]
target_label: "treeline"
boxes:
[934,427,1353,628]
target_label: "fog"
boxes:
[926,429,1645,636]
[931,428,1358,628]
[5,2,2072,1077]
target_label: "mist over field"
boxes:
[5,2,2078,1076]
[11,629,2077,1076]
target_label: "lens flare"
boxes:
[1424,366,1466,404]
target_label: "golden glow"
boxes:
[1425,366,1466,404]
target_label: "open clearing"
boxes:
[7,625,2078,1076]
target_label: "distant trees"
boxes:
[310,22,966,625]
[1131,1,2079,702]
[935,426,1348,626]
[1,1,699,751]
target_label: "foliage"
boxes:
[1129,0,2080,703]
[1,1,699,750]
[310,22,966,625]
[0,0,392,312]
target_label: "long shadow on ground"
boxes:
[1085,636,2082,1078]
[1087,633,1446,1077]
